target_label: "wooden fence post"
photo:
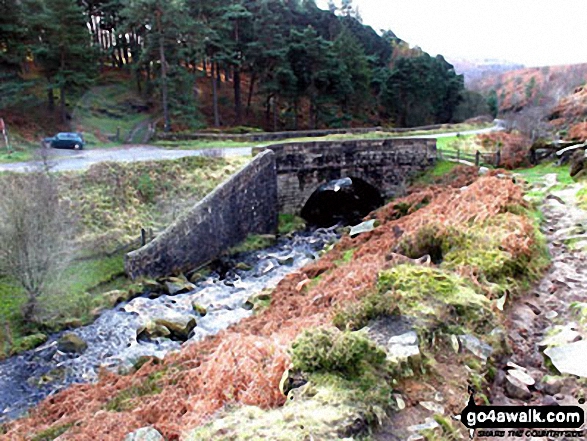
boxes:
[457,146,460,162]
[495,148,501,167]
[475,150,480,167]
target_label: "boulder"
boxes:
[137,321,171,339]
[544,340,587,378]
[154,313,196,340]
[102,289,131,307]
[349,219,378,237]
[192,303,207,316]
[124,427,164,441]
[458,334,493,361]
[243,289,272,311]
[163,276,196,295]
[57,333,88,354]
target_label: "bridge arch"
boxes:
[300,176,383,227]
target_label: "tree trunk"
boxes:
[273,96,278,131]
[234,65,241,124]
[60,49,67,124]
[212,61,220,127]
[246,71,256,116]
[47,88,55,111]
[156,11,170,132]
[216,62,222,90]
[136,66,142,94]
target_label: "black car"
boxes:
[43,132,85,150]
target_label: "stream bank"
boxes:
[0,227,338,423]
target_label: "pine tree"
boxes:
[25,0,97,123]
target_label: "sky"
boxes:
[317,0,587,67]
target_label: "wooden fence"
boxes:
[437,147,503,168]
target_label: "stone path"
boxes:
[485,176,587,439]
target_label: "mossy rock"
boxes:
[12,333,48,354]
[192,303,207,316]
[102,289,131,307]
[57,333,88,354]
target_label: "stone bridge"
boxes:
[255,137,437,215]
[125,137,436,279]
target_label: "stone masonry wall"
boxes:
[125,150,278,279]
[155,124,446,143]
[254,138,436,214]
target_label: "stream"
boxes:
[0,227,339,423]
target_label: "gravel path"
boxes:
[0,145,253,173]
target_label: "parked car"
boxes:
[43,132,85,150]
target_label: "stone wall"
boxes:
[155,124,446,143]
[125,150,278,279]
[254,138,436,214]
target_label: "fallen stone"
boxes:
[407,418,440,433]
[458,334,493,361]
[544,340,587,378]
[388,331,418,346]
[506,361,527,372]
[479,166,489,175]
[235,262,253,271]
[545,310,558,320]
[124,427,164,441]
[57,333,88,354]
[255,259,277,276]
[504,373,532,400]
[538,323,581,348]
[419,401,445,414]
[507,369,535,386]
[349,219,378,237]
[393,394,406,410]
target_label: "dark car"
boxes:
[43,132,85,150]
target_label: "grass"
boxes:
[154,123,492,151]
[514,161,573,186]
[412,160,460,186]
[0,252,131,358]
[277,214,306,235]
[104,371,164,412]
[71,83,152,145]
[228,234,276,255]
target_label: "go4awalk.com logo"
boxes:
[454,388,586,438]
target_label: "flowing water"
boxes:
[0,227,339,422]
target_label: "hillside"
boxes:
[549,84,587,140]
[0,0,469,146]
[448,57,525,87]
[470,63,587,114]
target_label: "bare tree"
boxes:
[0,172,77,322]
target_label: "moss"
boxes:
[377,265,492,333]
[228,234,275,255]
[277,214,306,235]
[10,333,47,354]
[189,329,394,441]
[332,290,396,331]
[291,327,387,377]
[31,422,74,441]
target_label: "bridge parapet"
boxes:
[125,150,278,279]
[254,137,436,214]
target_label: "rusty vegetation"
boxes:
[2,166,548,440]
